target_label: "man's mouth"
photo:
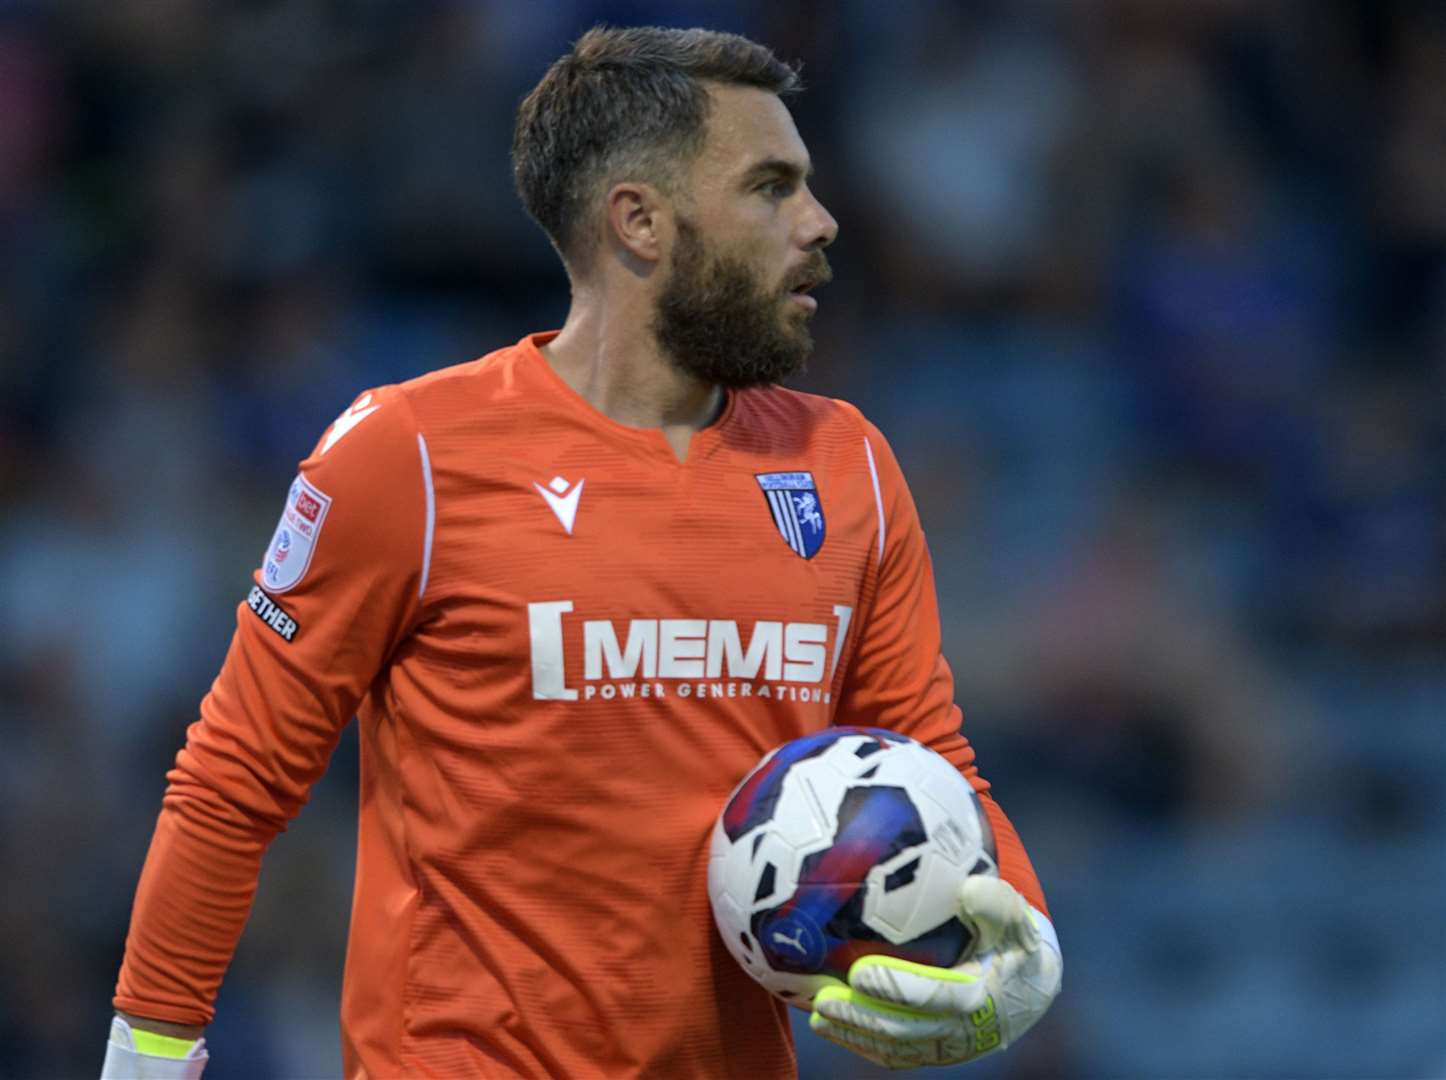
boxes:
[785,265,831,311]
[787,269,828,294]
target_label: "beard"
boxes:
[651,218,829,389]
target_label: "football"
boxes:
[708,727,998,1008]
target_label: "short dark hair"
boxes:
[513,26,801,269]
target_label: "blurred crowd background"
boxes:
[1,1,1442,1077]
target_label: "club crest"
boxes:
[757,471,825,559]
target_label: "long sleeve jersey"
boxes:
[114,331,1047,1079]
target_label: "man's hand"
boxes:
[808,876,1062,1069]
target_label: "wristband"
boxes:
[130,1029,199,1060]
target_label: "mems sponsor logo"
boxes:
[248,586,299,642]
[527,602,853,704]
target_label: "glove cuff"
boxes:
[101,1016,208,1080]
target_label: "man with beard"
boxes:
[103,26,1060,1080]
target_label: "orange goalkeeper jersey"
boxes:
[115,332,1047,1079]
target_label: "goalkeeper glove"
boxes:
[809,875,1062,1069]
[100,1015,207,1080]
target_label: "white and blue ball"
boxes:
[708,727,998,1008]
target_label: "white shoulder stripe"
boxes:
[863,435,885,564]
[417,432,435,599]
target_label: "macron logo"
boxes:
[320,393,379,455]
[534,475,584,535]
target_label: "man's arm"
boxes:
[831,409,1046,913]
[821,409,1061,1068]
[107,386,430,1055]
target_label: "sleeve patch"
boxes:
[247,585,299,642]
[261,475,331,592]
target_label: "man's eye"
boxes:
[758,179,791,198]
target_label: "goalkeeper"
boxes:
[104,24,1060,1079]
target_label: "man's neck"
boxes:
[540,297,725,461]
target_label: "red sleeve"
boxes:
[832,410,1048,917]
[114,385,429,1025]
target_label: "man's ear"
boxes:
[604,181,669,265]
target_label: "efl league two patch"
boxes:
[757,471,825,559]
[262,475,331,592]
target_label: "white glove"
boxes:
[809,876,1062,1068]
[100,1015,208,1080]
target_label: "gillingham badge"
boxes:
[756,471,825,559]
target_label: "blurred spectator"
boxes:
[848,5,1081,308]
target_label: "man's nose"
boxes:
[799,187,838,251]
